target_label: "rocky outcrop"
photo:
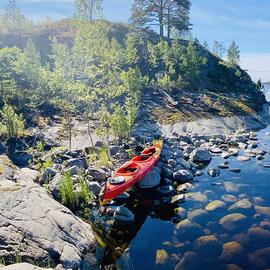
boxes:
[0,159,96,269]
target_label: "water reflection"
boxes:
[92,126,270,270]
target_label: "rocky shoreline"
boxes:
[1,123,270,269]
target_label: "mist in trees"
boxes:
[131,0,191,38]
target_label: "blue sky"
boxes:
[1,0,270,81]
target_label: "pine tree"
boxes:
[131,0,191,38]
[212,41,225,59]
[74,0,103,22]
[227,40,240,68]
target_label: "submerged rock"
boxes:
[219,213,248,231]
[219,241,244,263]
[193,235,222,258]
[113,206,135,226]
[221,194,238,203]
[228,199,255,215]
[223,182,239,193]
[208,168,220,177]
[237,156,251,162]
[175,219,204,241]
[187,209,209,224]
[205,200,226,211]
[175,251,202,270]
[249,247,270,269]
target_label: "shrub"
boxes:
[79,178,94,204]
[0,104,24,139]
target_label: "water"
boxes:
[95,127,270,270]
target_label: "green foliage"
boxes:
[212,40,225,59]
[131,0,191,37]
[227,40,240,68]
[36,141,44,152]
[42,157,53,170]
[74,0,103,22]
[0,103,24,139]
[59,173,78,210]
[99,146,110,166]
[0,0,33,31]
[79,178,94,204]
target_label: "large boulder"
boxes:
[0,263,53,270]
[190,148,212,164]
[173,169,193,183]
[0,178,96,269]
[139,167,160,188]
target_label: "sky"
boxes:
[1,0,270,82]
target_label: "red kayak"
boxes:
[99,140,163,204]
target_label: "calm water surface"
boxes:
[96,127,270,270]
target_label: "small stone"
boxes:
[237,156,251,162]
[218,163,229,169]
[208,168,220,177]
[230,168,241,173]
[156,249,169,265]
[222,194,238,203]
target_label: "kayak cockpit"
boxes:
[115,162,139,175]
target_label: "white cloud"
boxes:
[241,53,270,83]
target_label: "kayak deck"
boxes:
[99,140,163,204]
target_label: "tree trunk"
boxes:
[87,120,94,146]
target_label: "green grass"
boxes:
[59,173,78,210]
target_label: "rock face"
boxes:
[0,176,95,268]
[0,263,53,270]
[190,148,212,163]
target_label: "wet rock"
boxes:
[186,192,208,206]
[113,206,135,226]
[168,159,177,168]
[88,181,102,196]
[88,168,108,181]
[156,185,176,197]
[219,213,248,231]
[176,157,191,170]
[161,165,174,179]
[205,200,226,211]
[249,247,270,269]
[218,163,229,169]
[195,170,204,176]
[219,241,244,263]
[256,155,264,160]
[193,235,222,258]
[190,148,212,164]
[173,169,193,183]
[229,168,241,173]
[0,179,95,268]
[175,251,202,270]
[187,209,210,224]
[161,149,172,161]
[228,148,239,156]
[221,194,238,203]
[177,182,193,193]
[255,205,270,218]
[171,194,185,204]
[139,167,160,188]
[233,233,250,248]
[237,156,251,162]
[221,152,231,159]
[247,227,270,248]
[175,219,204,241]
[223,182,239,193]
[208,168,220,177]
[262,163,270,168]
[174,207,187,219]
[210,147,223,154]
[155,249,169,265]
[179,134,192,144]
[221,264,243,270]
[228,199,255,215]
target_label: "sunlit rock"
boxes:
[219,241,244,263]
[193,235,222,258]
[219,213,248,231]
[205,200,226,211]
